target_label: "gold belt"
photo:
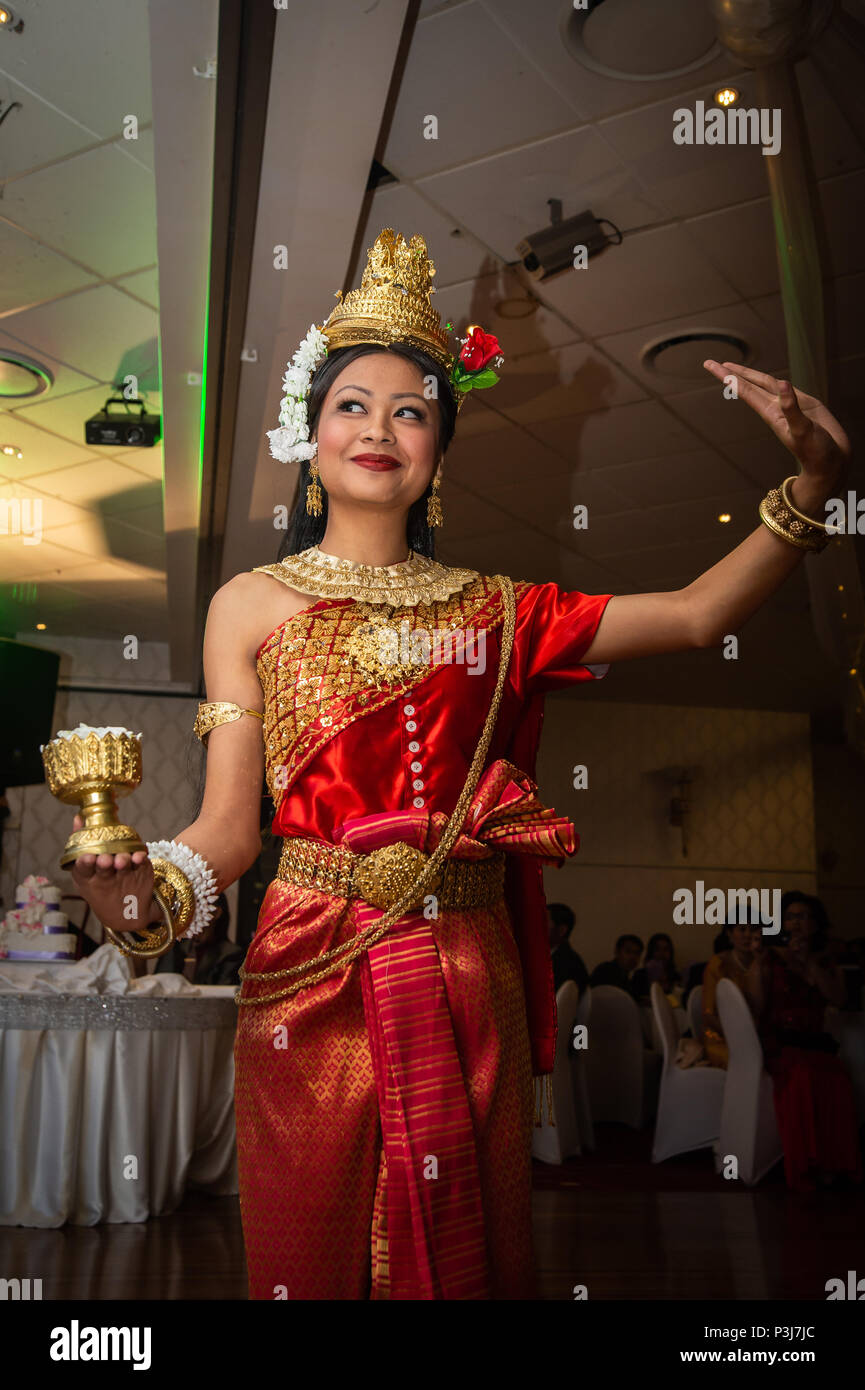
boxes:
[277,835,506,912]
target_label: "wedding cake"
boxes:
[0,874,78,962]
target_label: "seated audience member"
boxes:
[631,932,681,1003]
[155,892,245,986]
[746,891,863,1193]
[682,930,732,1007]
[590,934,643,996]
[548,902,589,995]
[700,919,762,1068]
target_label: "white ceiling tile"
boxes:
[2,144,157,278]
[539,224,739,337]
[433,267,582,354]
[13,457,159,510]
[104,446,163,480]
[0,412,101,477]
[492,342,647,426]
[531,399,705,468]
[11,382,161,448]
[0,74,103,177]
[0,476,94,531]
[114,266,159,309]
[486,0,736,122]
[2,284,159,387]
[107,502,164,536]
[595,300,783,394]
[0,0,153,139]
[602,449,755,506]
[444,422,571,491]
[665,383,777,445]
[493,466,632,528]
[0,536,97,582]
[44,517,165,568]
[383,0,578,180]
[0,219,98,313]
[683,199,778,300]
[436,481,519,540]
[356,184,498,288]
[417,124,668,263]
[598,79,776,220]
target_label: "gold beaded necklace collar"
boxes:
[258,544,479,608]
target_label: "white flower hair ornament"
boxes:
[266,323,329,463]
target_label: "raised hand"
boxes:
[69,812,156,935]
[702,360,851,490]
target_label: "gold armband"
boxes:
[194,701,264,745]
[758,476,831,553]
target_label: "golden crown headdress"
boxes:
[323,228,452,369]
[266,229,503,464]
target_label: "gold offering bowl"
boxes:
[42,729,147,867]
[41,729,175,959]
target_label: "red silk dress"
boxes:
[234,570,613,1299]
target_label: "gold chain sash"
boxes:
[237,574,517,1005]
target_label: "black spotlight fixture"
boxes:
[85,396,162,448]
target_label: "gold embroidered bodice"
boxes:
[254,570,532,806]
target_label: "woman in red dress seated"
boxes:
[750,893,862,1193]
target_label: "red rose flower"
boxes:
[459,325,501,373]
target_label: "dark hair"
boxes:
[645,932,676,964]
[781,890,830,952]
[615,933,644,953]
[713,929,733,953]
[548,902,575,931]
[277,342,457,562]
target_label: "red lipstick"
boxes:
[351,453,400,471]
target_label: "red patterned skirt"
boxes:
[233,877,536,1299]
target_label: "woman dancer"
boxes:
[70,229,851,1299]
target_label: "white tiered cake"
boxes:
[0,874,78,962]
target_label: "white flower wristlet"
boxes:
[146,839,219,939]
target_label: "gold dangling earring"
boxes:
[305,451,323,517]
[427,469,443,528]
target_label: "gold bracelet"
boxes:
[194,701,264,745]
[779,475,829,532]
[102,885,178,960]
[758,477,831,553]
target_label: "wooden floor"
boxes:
[2,1125,863,1300]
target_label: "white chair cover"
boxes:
[687,983,703,1039]
[532,981,581,1164]
[651,983,726,1163]
[715,977,783,1185]
[571,986,595,1151]
[586,986,661,1128]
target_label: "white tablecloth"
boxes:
[0,951,238,1227]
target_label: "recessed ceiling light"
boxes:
[718,513,731,524]
[560,0,721,83]
[714,87,740,107]
[641,330,750,381]
[0,6,23,33]
[1,445,23,458]
[36,622,46,631]
[0,351,53,399]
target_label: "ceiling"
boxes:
[1,0,863,713]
